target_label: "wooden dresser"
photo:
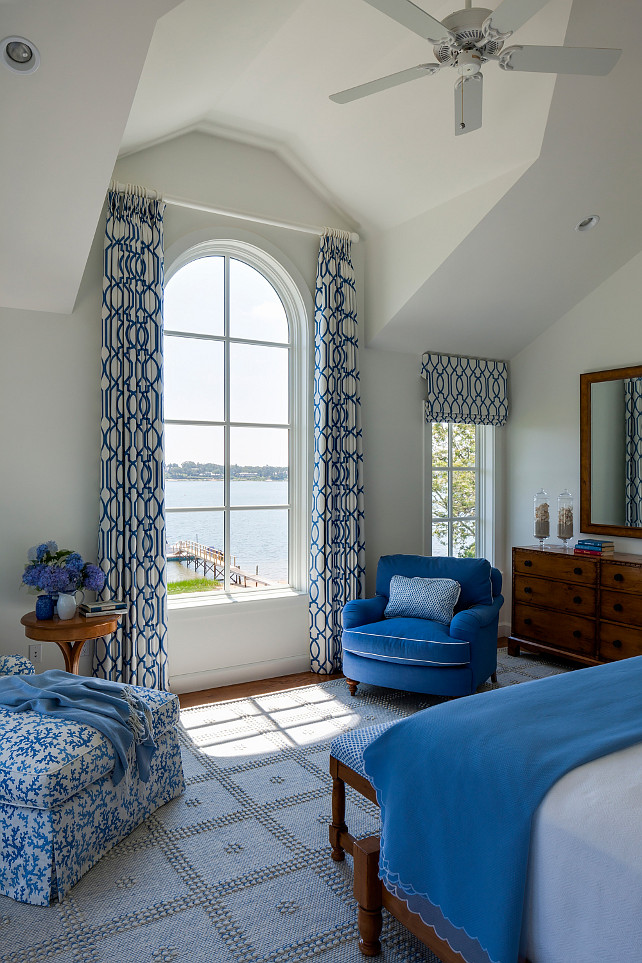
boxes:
[509,545,642,665]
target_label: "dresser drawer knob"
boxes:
[524,586,532,594]
[614,603,623,612]
[573,596,582,604]
[573,567,582,575]
[572,630,582,639]
[612,639,623,649]
[524,618,532,625]
[524,560,533,568]
[614,573,624,582]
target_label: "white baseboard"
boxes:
[169,654,312,695]
[498,621,511,640]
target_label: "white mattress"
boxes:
[520,741,642,963]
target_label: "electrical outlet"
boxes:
[28,643,42,664]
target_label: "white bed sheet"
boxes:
[520,740,642,963]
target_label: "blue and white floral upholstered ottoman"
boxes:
[0,685,185,905]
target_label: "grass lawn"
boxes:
[168,577,220,595]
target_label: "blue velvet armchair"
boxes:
[342,554,503,698]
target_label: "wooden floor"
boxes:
[178,670,344,709]
[178,638,510,709]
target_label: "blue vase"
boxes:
[35,594,55,620]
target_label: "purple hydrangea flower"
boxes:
[82,564,106,593]
[22,564,45,587]
[40,566,73,593]
[65,553,84,575]
[36,543,51,562]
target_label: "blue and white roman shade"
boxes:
[421,352,508,426]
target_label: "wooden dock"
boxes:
[167,540,274,588]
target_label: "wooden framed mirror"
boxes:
[580,364,642,538]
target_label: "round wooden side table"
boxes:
[21,611,122,675]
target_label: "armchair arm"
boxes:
[342,595,388,630]
[449,596,504,642]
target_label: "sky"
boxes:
[164,256,290,467]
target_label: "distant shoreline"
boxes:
[166,476,283,482]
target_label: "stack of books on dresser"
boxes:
[79,600,127,619]
[573,538,615,557]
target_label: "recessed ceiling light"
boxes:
[2,36,40,74]
[575,215,600,232]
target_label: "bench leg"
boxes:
[346,678,359,696]
[329,763,348,862]
[354,836,383,956]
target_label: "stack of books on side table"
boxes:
[79,600,127,619]
[574,538,615,557]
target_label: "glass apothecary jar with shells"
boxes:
[534,489,550,548]
[557,489,574,546]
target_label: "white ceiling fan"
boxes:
[330,0,621,135]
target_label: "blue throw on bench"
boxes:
[0,669,156,784]
[362,656,642,963]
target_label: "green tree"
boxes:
[431,423,477,558]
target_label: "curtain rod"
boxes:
[163,193,360,243]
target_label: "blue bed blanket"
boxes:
[0,670,156,785]
[362,656,642,963]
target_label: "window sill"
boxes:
[168,586,307,611]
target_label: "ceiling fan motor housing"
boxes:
[434,6,504,64]
[457,49,482,75]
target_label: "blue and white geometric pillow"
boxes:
[384,576,461,624]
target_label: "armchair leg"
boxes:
[346,678,359,697]
[491,671,497,683]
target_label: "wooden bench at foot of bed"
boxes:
[329,754,531,963]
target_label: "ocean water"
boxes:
[166,478,288,585]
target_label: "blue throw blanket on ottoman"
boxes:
[362,656,642,963]
[0,669,156,784]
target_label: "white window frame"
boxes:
[422,422,495,564]
[164,239,310,601]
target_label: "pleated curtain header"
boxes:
[421,352,509,426]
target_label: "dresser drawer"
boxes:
[600,589,642,626]
[601,561,642,595]
[513,549,597,585]
[513,603,596,656]
[514,575,596,617]
[599,622,642,661]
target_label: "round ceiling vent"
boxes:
[2,36,40,74]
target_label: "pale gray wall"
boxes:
[505,248,642,629]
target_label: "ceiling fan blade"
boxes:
[330,64,440,104]
[484,0,550,38]
[454,74,483,136]
[362,0,453,43]
[500,44,622,75]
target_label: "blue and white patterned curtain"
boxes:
[95,184,168,689]
[309,230,365,674]
[625,378,642,527]
[421,352,508,425]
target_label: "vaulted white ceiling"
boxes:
[1,0,640,360]
[121,0,572,232]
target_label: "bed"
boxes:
[329,657,642,963]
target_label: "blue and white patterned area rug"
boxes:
[0,650,567,963]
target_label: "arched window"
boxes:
[163,240,308,597]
